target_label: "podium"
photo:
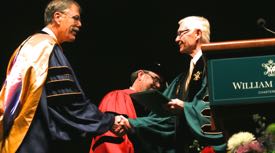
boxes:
[202,38,275,139]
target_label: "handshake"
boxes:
[110,115,132,137]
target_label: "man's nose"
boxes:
[175,35,180,42]
[152,82,161,89]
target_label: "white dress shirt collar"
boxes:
[191,49,202,65]
[42,27,57,41]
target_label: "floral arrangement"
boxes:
[253,114,275,153]
[189,114,275,153]
[233,140,264,153]
[261,123,275,153]
[227,131,265,153]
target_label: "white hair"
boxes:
[179,16,210,43]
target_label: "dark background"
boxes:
[1,0,274,104]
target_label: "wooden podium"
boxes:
[202,38,275,139]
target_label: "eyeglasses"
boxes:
[177,29,189,37]
[61,12,81,22]
[70,15,81,22]
[144,71,161,84]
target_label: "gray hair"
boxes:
[179,16,210,43]
[130,70,151,85]
[44,0,81,25]
[130,70,139,85]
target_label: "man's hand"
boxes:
[165,98,184,115]
[110,115,129,137]
[118,115,132,131]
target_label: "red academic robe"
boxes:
[90,89,137,153]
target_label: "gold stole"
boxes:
[0,33,56,153]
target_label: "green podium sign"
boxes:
[208,55,275,106]
[202,38,275,138]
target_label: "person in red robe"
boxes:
[90,63,167,153]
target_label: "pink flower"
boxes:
[235,140,264,153]
[201,146,215,153]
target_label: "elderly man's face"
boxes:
[175,23,199,55]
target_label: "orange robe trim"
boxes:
[0,33,56,153]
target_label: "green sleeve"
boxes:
[128,114,176,153]
[184,77,226,151]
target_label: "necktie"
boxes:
[184,60,195,94]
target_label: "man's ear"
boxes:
[53,11,63,25]
[195,29,202,40]
[137,70,145,80]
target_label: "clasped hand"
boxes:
[110,115,131,137]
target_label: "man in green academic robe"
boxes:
[122,16,226,153]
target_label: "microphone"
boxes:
[257,18,275,35]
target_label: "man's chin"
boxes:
[67,37,76,42]
[179,50,185,54]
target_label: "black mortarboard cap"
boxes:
[132,61,169,90]
[135,62,166,78]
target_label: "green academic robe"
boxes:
[129,57,226,153]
